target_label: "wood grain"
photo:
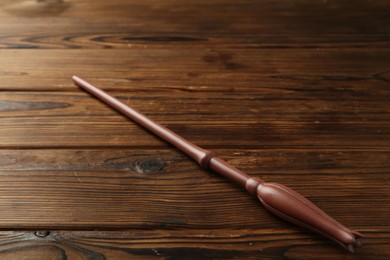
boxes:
[0,0,388,50]
[0,48,388,91]
[0,149,387,231]
[0,230,388,259]
[0,90,388,149]
[0,0,388,258]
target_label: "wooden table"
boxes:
[0,0,388,259]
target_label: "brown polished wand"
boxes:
[73,76,362,252]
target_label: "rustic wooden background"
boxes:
[0,0,388,259]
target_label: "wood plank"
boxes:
[0,31,388,50]
[0,48,388,91]
[0,1,388,50]
[0,91,388,148]
[0,230,388,259]
[0,149,387,229]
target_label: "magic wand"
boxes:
[73,76,362,252]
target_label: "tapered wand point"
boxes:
[72,75,81,84]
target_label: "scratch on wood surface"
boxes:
[73,170,82,183]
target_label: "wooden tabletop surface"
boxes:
[0,0,389,259]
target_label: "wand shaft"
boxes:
[72,76,249,186]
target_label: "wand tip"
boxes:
[72,75,86,89]
[72,75,80,83]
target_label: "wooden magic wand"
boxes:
[73,76,363,252]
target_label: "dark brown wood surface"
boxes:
[0,0,389,259]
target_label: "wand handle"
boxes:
[73,76,362,252]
